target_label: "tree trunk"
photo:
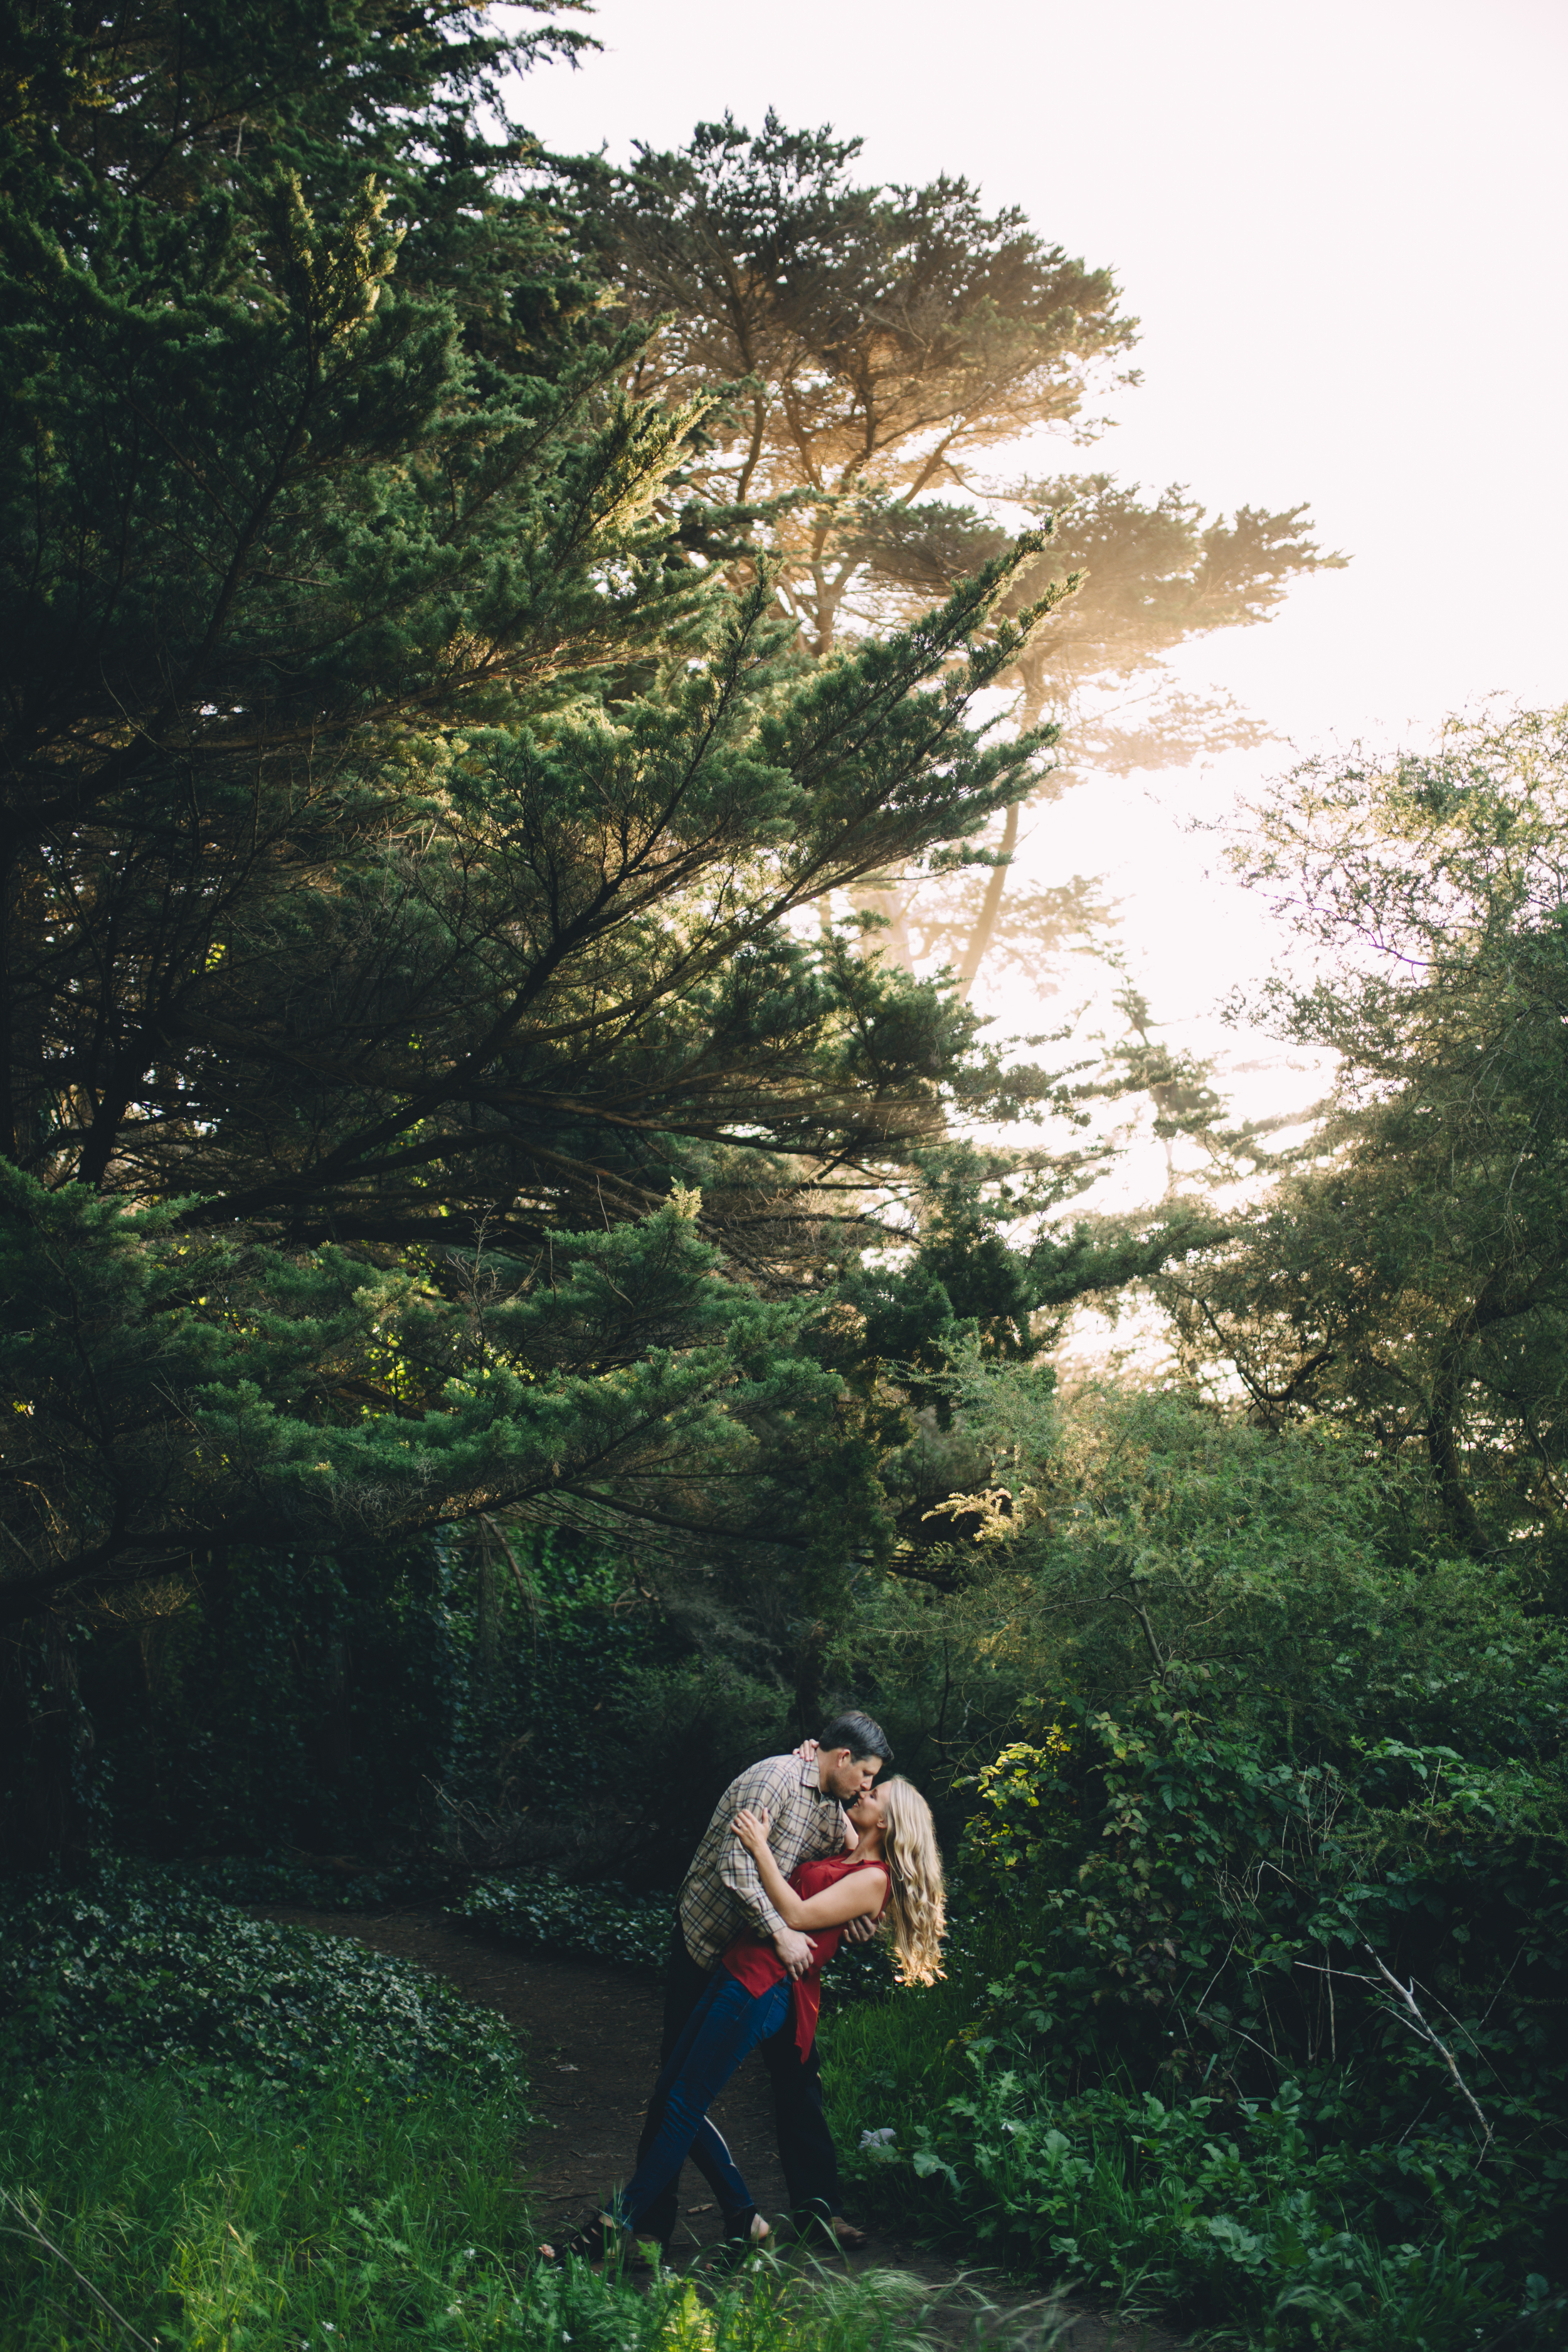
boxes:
[857,886,914,970]
[1,849,46,1166]
[956,800,1019,1002]
[0,1621,95,1868]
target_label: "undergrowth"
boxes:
[0,1866,946,2351]
[820,1966,1566,2349]
[454,1870,677,1974]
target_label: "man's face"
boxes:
[823,1747,882,1804]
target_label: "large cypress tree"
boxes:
[0,2,1087,1674]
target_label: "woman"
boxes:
[542,1773,945,2264]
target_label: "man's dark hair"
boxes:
[818,1710,893,1766]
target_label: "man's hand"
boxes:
[773,1925,815,1979]
[842,1914,877,1945]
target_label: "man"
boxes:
[635,1709,894,2252]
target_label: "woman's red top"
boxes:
[720,1853,890,2060]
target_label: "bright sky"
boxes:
[518,1,1568,1204]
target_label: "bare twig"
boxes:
[1361,1946,1493,2152]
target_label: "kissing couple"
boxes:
[542,1709,945,2264]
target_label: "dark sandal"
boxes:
[825,2215,869,2250]
[539,2211,619,2265]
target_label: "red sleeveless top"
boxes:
[720,1853,890,2060]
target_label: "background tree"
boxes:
[570,116,1342,992]
[571,114,1134,655]
[1158,705,1568,1574]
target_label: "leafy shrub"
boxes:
[815,1697,1568,2348]
[455,1870,677,1973]
[823,1973,1567,2349]
[842,2037,1564,2348]
[0,1857,525,2104]
[967,1708,1568,2137]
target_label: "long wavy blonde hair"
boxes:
[877,1776,946,1985]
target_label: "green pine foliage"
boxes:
[1,0,1090,1697]
[9,13,1568,2343]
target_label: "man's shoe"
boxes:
[792,2210,870,2253]
[697,2215,769,2275]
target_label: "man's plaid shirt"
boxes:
[678,1754,848,1969]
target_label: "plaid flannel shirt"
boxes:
[677,1754,847,1969]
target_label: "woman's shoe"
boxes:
[538,2212,619,2265]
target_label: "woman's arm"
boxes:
[732,1808,810,1926]
[733,1811,885,1932]
[790,1870,885,1931]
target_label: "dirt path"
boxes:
[260,1908,1188,2352]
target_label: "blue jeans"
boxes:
[618,1970,792,2237]
[633,1927,841,2246]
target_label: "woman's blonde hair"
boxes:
[877,1776,946,1985]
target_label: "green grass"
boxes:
[0,2063,970,2351]
[1,2064,519,2348]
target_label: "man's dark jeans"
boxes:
[633,1924,842,2245]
